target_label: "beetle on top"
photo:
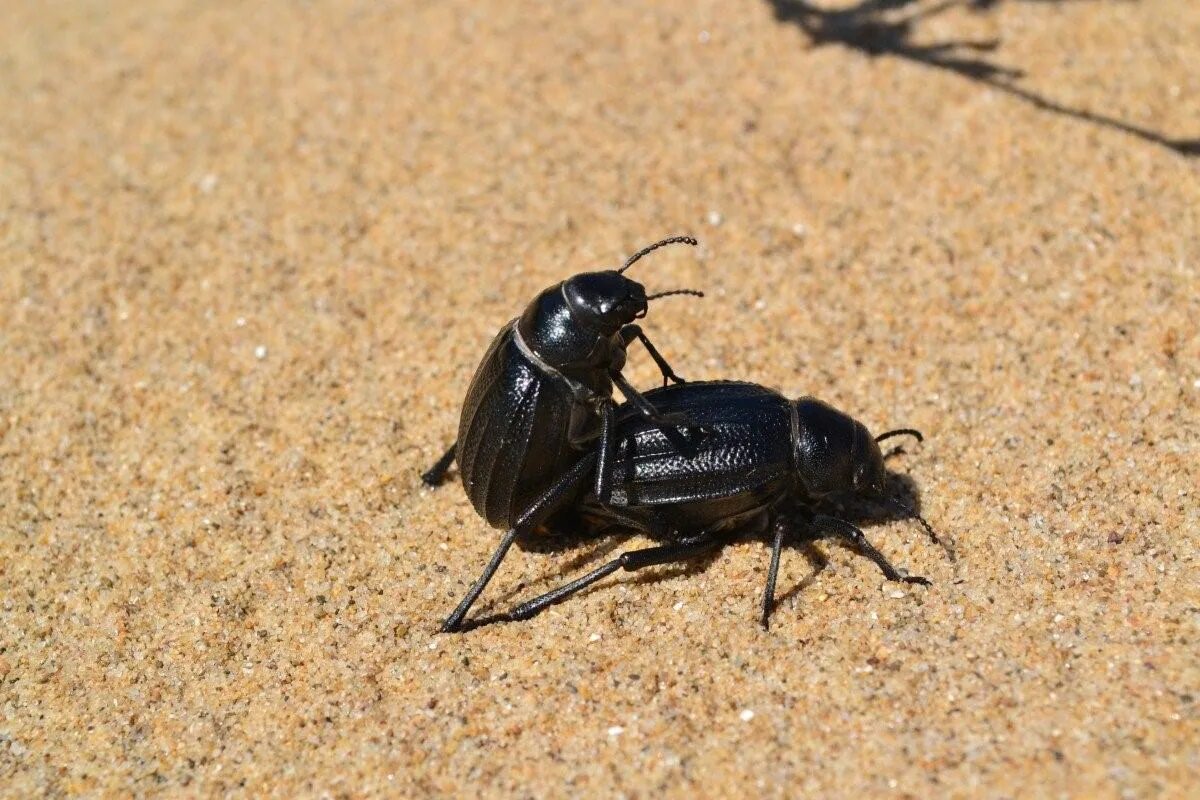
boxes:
[422,236,703,632]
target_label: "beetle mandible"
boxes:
[425,236,704,632]
[453,381,947,632]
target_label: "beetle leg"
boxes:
[441,452,598,633]
[610,371,697,458]
[421,442,457,487]
[620,324,686,386]
[440,526,520,633]
[607,507,669,538]
[572,497,669,538]
[565,399,617,503]
[594,399,614,503]
[761,515,791,631]
[807,515,931,587]
[610,371,690,430]
[487,527,734,626]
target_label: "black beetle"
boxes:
[426,236,704,632]
[447,381,945,631]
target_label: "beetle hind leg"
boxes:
[489,527,734,626]
[440,452,597,633]
[440,526,519,632]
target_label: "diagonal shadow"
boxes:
[765,0,1199,156]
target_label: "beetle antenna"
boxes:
[646,288,705,301]
[618,236,699,274]
[888,497,954,561]
[876,428,923,444]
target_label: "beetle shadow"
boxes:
[764,0,1199,157]
[465,459,947,627]
[820,469,922,523]
[467,529,726,625]
[816,465,957,560]
[752,466,945,612]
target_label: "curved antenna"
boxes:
[646,288,705,301]
[876,428,923,444]
[617,235,699,274]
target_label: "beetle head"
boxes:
[515,237,701,379]
[562,271,649,335]
[792,397,886,498]
[561,236,701,335]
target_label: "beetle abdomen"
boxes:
[610,382,794,506]
[457,325,576,528]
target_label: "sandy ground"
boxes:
[1,0,1198,796]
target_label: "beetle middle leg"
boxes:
[568,398,627,506]
[806,514,931,587]
[761,514,792,631]
[586,395,695,508]
[594,399,615,503]
[490,526,735,626]
[440,451,598,633]
[421,442,457,487]
[620,324,687,386]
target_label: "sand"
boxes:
[1,0,1197,796]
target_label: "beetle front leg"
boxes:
[620,324,687,386]
[807,515,931,587]
[610,371,689,429]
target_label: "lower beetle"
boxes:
[427,236,704,632]
[444,381,945,631]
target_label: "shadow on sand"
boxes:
[764,0,1198,156]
